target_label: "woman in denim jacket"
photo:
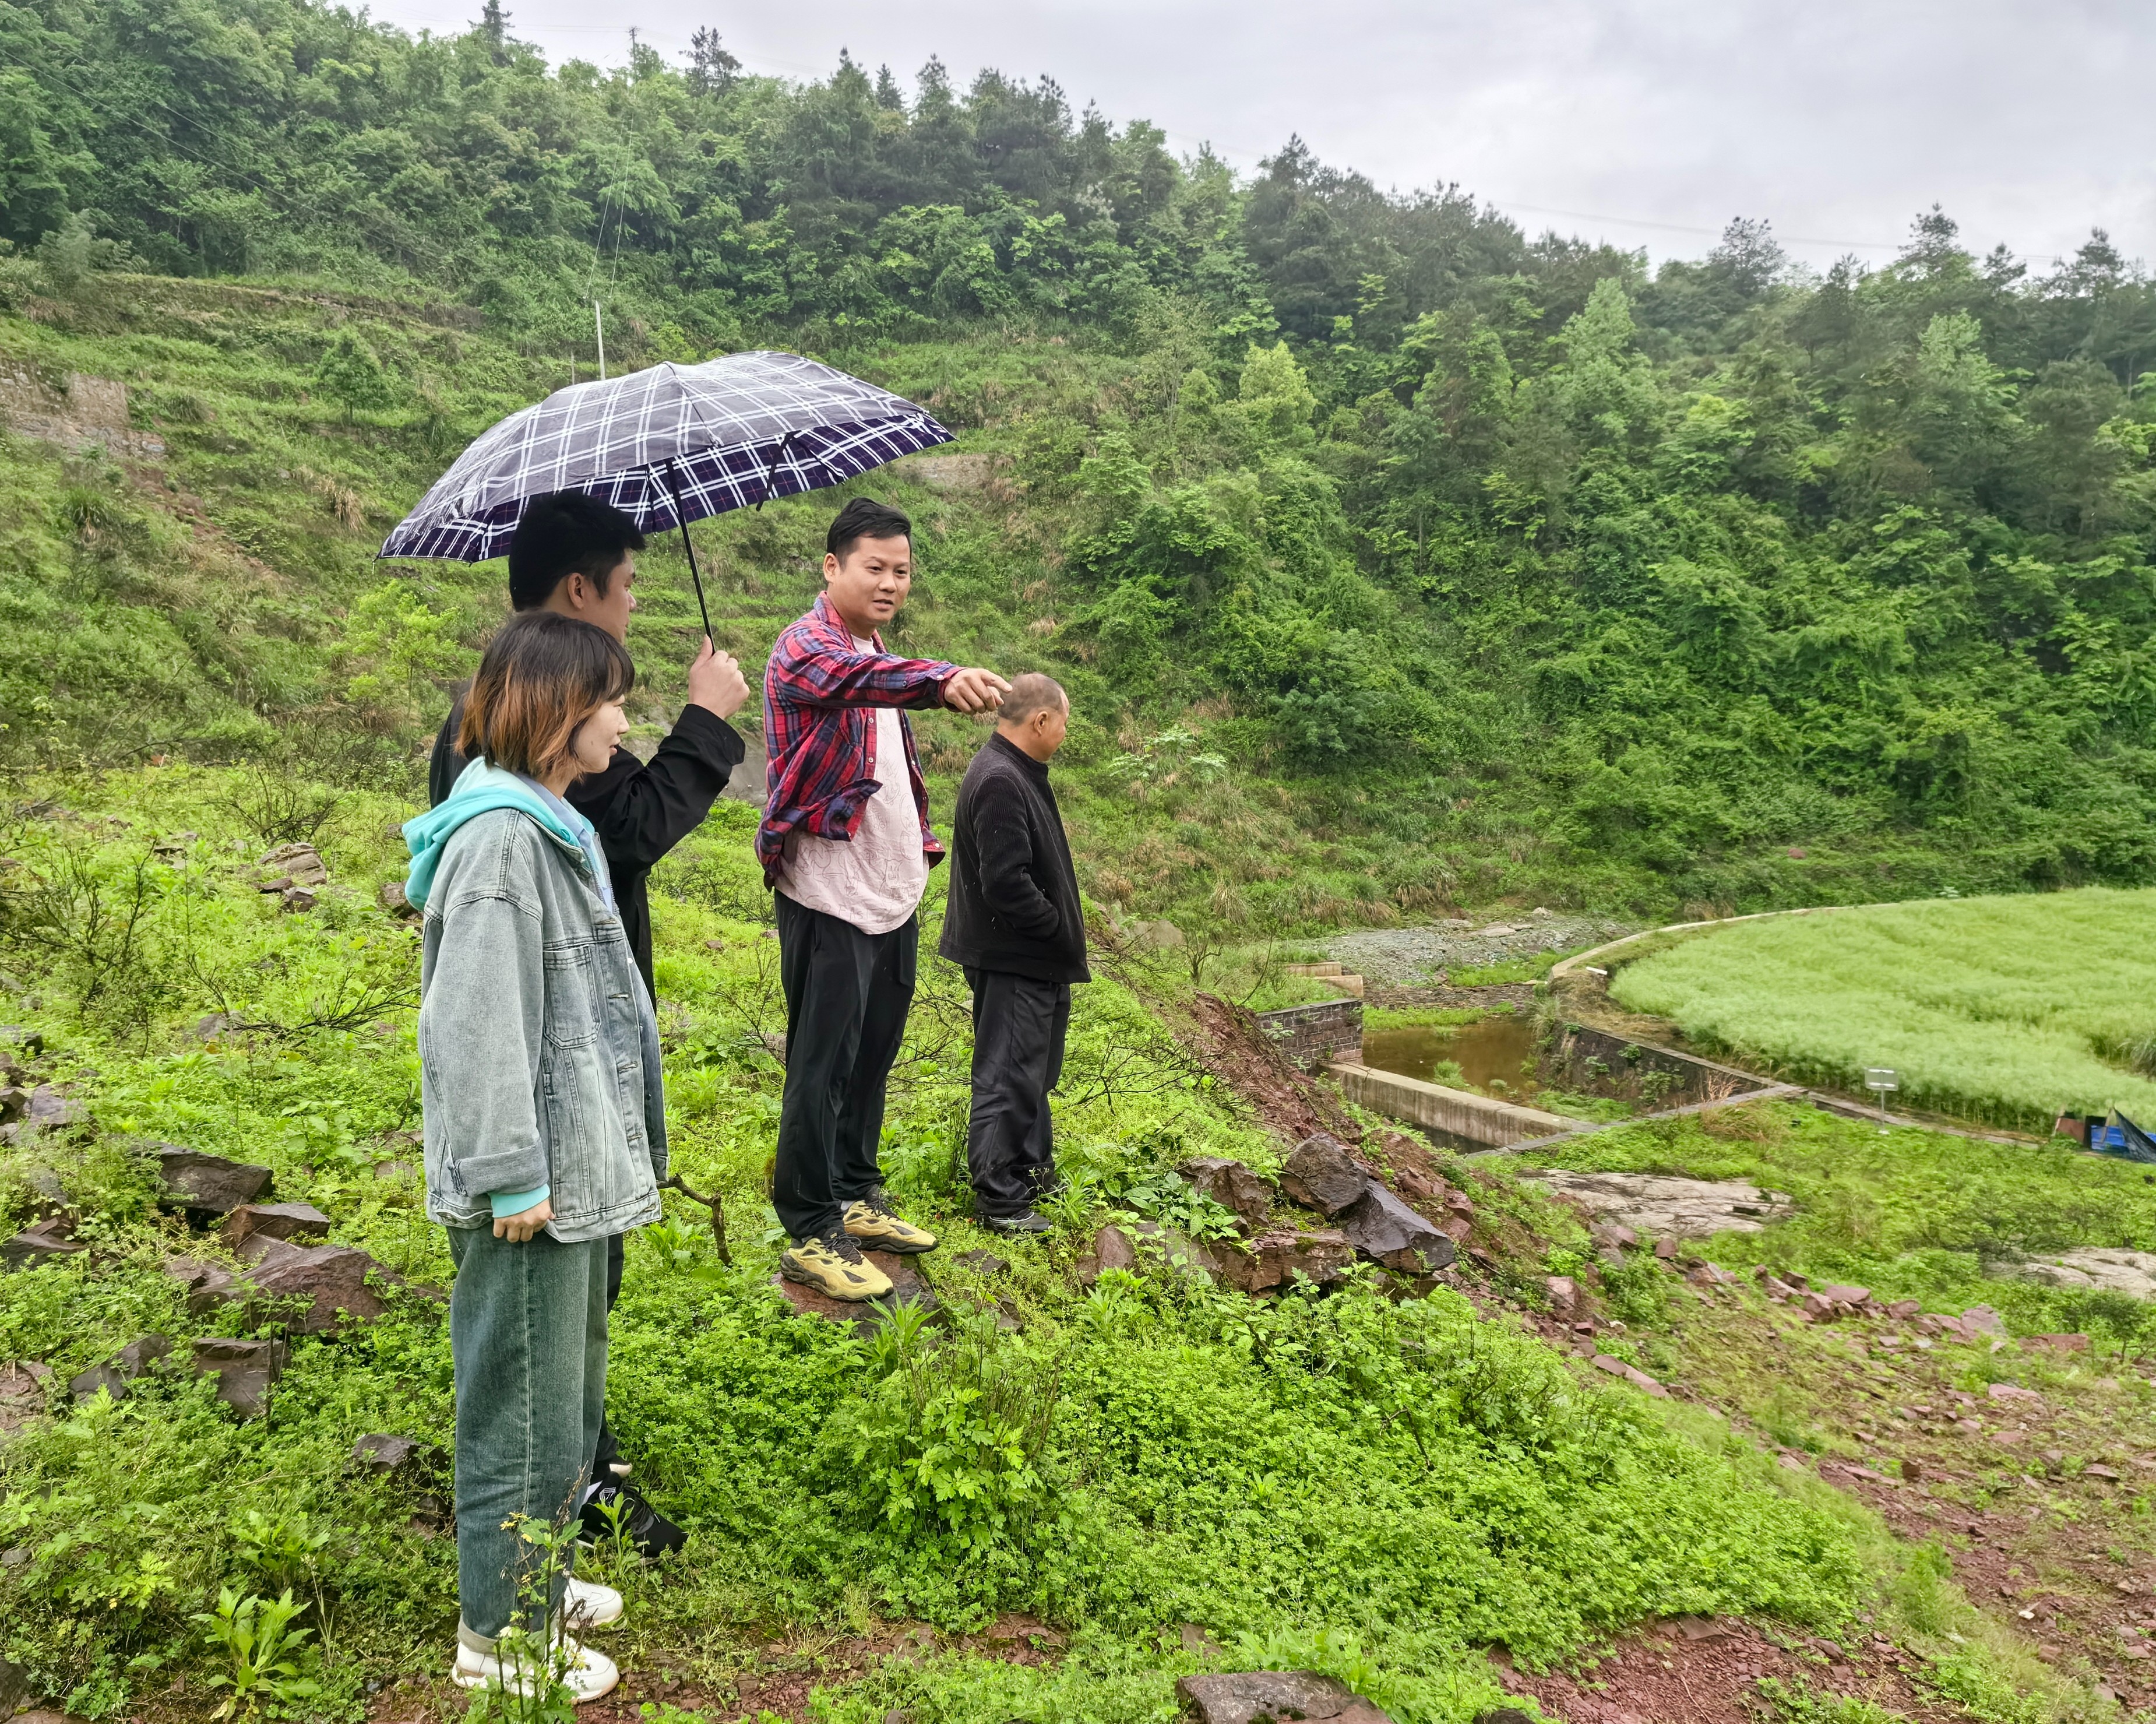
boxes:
[404,611,665,1702]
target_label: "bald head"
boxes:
[995,672,1069,762]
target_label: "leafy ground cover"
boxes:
[1606,892,2156,1130]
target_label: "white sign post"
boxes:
[1865,1067,1899,1134]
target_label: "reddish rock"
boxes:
[1280,1134,1369,1218]
[2023,1333,2090,1356]
[1960,1304,2006,1337]
[1546,1275,1579,1314]
[1,1213,84,1271]
[232,1236,389,1332]
[1986,1382,2046,1408]
[220,1202,332,1249]
[0,1359,54,1434]
[1591,1354,1669,1398]
[771,1250,934,1326]
[1438,1215,1472,1244]
[1816,1283,1872,1306]
[1075,1223,1140,1288]
[1176,1156,1274,1226]
[142,1144,273,1216]
[192,1337,286,1419]
[1204,1229,1354,1293]
[1887,1298,1921,1319]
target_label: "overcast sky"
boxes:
[368,0,2154,273]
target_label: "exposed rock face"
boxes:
[1199,1228,1354,1294]
[1280,1134,1368,1217]
[193,1338,286,1419]
[232,1236,390,1332]
[2,1214,84,1271]
[1178,1156,1275,1226]
[220,1202,332,1249]
[2017,1247,2156,1299]
[1336,1182,1456,1273]
[1175,1671,1392,1724]
[141,1145,274,1216]
[1523,1169,1795,1238]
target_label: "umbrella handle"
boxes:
[659,459,716,645]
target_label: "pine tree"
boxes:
[477,0,508,64]
[686,27,739,97]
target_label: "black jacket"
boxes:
[938,733,1090,986]
[429,689,745,997]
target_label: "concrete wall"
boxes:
[1331,1062,1574,1149]
[1550,1022,1770,1109]
[1255,998,1363,1069]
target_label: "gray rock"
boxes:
[1337,1182,1456,1273]
[352,1433,425,1472]
[375,879,420,920]
[2014,1248,2156,1300]
[162,1254,249,1317]
[193,1012,249,1041]
[192,1337,287,1419]
[1132,919,1185,949]
[260,842,329,887]
[1175,1671,1391,1724]
[69,1334,170,1402]
[20,1084,83,1134]
[141,1144,274,1216]
[220,1202,332,1249]
[1178,1156,1275,1225]
[1524,1169,1795,1239]
[2,1213,84,1271]
[1281,1134,1370,1218]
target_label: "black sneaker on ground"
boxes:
[982,1209,1054,1236]
[579,1472,688,1558]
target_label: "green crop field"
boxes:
[1607,889,2156,1131]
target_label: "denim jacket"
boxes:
[411,784,666,1242]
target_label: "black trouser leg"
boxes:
[965,969,1069,1218]
[590,1233,626,1477]
[773,893,916,1243]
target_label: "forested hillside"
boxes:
[6,0,2156,919]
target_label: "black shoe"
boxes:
[580,1472,688,1558]
[982,1209,1054,1236]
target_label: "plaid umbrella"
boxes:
[377,349,953,635]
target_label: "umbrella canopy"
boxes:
[378,350,953,563]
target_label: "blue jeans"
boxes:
[446,1224,608,1637]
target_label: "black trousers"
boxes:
[773,892,917,1242]
[590,1234,626,1477]
[964,968,1070,1218]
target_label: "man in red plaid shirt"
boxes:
[761,497,1009,1301]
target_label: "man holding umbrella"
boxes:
[759,498,1008,1300]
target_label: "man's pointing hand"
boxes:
[943,667,1011,714]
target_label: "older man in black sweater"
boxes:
[939,673,1090,1234]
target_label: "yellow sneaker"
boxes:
[778,1233,893,1301]
[842,1189,938,1255]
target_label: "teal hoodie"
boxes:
[403,758,592,913]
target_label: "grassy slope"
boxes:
[1607,891,2156,1130]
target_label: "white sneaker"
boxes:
[564,1574,623,1629]
[451,1623,619,1704]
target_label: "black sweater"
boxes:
[430,690,745,997]
[938,733,1090,986]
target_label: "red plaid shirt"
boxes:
[757,593,957,886]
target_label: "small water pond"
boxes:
[1360,1010,1545,1099]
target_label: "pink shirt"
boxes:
[774,648,929,935]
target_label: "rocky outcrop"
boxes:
[1280,1134,1369,1216]
[1523,1169,1794,1239]
[1197,1228,1355,1294]
[1176,1671,1391,1724]
[231,1235,390,1332]
[1335,1182,1456,1274]
[220,1202,332,1249]
[2016,1247,2156,1299]
[2,1213,85,1271]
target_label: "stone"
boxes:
[0,1026,45,1058]
[2017,1247,2156,1299]
[1887,1299,1921,1319]
[952,1248,1010,1275]
[260,842,329,887]
[2,1213,84,1271]
[1652,1236,1678,1259]
[1203,1229,1355,1294]
[1546,1275,1579,1314]
[1175,1671,1390,1724]
[220,1202,332,1248]
[1591,1354,1669,1398]
[231,1236,390,1332]
[69,1335,170,1402]
[193,1337,286,1419]
[1280,1134,1370,1218]
[280,886,318,913]
[193,1012,249,1041]
[1178,1156,1275,1226]
[376,879,420,920]
[352,1433,427,1472]
[1986,1382,2046,1408]
[0,1359,53,1434]
[163,1254,248,1318]
[142,1144,274,1216]
[1816,1283,1872,1307]
[1076,1223,1141,1287]
[1336,1182,1455,1273]
[1131,919,1185,949]
[2023,1333,2090,1356]
[1524,1169,1795,1238]
[771,1250,937,1328]
[2087,1463,2123,1481]
[1960,1304,2007,1336]
[19,1084,83,1134]
[1901,1458,1924,1482]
